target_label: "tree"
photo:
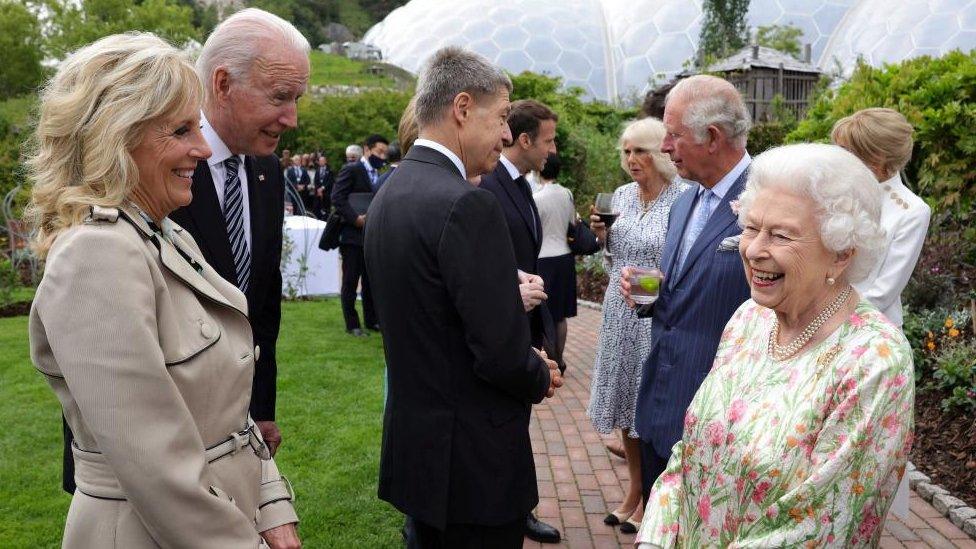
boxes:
[756,24,803,58]
[0,1,47,99]
[37,0,201,58]
[698,0,750,64]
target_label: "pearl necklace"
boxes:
[767,285,853,361]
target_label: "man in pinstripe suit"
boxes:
[622,75,753,504]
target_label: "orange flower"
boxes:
[926,341,937,351]
[877,343,891,358]
[945,317,955,328]
[850,470,860,480]
[786,436,799,448]
[927,331,935,339]
[788,508,805,523]
[659,494,670,506]
[770,469,781,478]
[853,483,865,495]
[949,328,960,337]
[795,423,807,434]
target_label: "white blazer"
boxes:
[854,173,931,327]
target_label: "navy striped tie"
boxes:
[222,156,250,293]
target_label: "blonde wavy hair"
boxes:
[830,107,914,181]
[26,32,203,258]
[618,118,677,182]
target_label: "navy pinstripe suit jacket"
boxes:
[635,168,752,457]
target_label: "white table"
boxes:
[281,215,341,297]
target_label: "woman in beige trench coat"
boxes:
[26,33,300,548]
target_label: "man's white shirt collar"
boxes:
[499,154,522,180]
[702,152,751,200]
[200,112,242,168]
[413,139,466,180]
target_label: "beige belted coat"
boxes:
[29,204,298,548]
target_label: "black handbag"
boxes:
[567,217,601,255]
[318,212,343,251]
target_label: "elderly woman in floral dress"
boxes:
[636,144,914,548]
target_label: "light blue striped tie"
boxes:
[222,156,250,293]
[674,189,715,277]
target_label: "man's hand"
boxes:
[354,215,366,229]
[256,421,282,456]
[316,188,324,198]
[260,522,301,549]
[517,270,544,286]
[519,281,547,312]
[535,348,563,398]
[619,266,636,308]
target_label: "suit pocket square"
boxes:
[717,235,741,252]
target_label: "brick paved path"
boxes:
[525,306,976,549]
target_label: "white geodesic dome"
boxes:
[363,0,976,102]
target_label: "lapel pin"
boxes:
[258,174,265,182]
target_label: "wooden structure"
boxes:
[705,44,822,121]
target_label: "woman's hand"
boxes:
[619,266,636,308]
[261,523,301,549]
[589,205,606,245]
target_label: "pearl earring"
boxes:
[826,277,836,286]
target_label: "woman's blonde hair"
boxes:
[26,32,203,258]
[618,118,677,182]
[830,108,914,181]
[398,96,419,155]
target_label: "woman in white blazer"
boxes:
[27,34,300,548]
[832,108,931,328]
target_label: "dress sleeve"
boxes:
[735,330,915,547]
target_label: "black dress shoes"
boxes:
[525,513,561,543]
[346,328,367,337]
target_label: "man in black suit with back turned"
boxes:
[331,134,388,336]
[364,46,563,548]
[313,153,335,218]
[479,99,562,543]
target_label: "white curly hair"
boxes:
[736,143,886,283]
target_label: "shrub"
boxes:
[0,257,19,308]
[905,305,976,411]
[789,51,976,214]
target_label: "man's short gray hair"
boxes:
[346,144,363,159]
[414,46,512,128]
[737,143,886,283]
[667,75,751,149]
[196,8,310,92]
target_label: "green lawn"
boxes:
[0,298,401,548]
[309,50,396,88]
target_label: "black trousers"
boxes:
[640,439,670,508]
[339,244,376,331]
[407,517,524,549]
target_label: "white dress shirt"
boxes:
[200,113,252,252]
[853,173,931,327]
[499,154,521,180]
[412,139,467,180]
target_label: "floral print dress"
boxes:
[637,298,914,548]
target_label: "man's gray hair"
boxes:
[667,75,751,149]
[737,144,885,283]
[196,8,310,91]
[346,144,363,159]
[414,46,512,127]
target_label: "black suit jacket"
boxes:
[480,161,555,350]
[331,160,372,247]
[364,145,551,529]
[170,155,284,421]
[314,166,335,213]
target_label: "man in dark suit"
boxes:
[620,75,753,504]
[331,134,388,336]
[313,154,335,218]
[284,154,311,214]
[364,46,562,549]
[478,99,562,543]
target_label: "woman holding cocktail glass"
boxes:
[587,118,687,533]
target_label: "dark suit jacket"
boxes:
[314,166,335,213]
[170,155,284,421]
[364,145,551,529]
[331,160,372,247]
[373,164,396,193]
[480,162,555,351]
[635,168,752,457]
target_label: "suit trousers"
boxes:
[339,244,376,331]
[407,517,524,549]
[640,439,670,509]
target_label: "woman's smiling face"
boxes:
[738,185,843,318]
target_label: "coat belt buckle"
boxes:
[230,429,250,454]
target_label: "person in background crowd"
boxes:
[332,135,388,336]
[346,144,363,163]
[365,45,561,549]
[479,98,562,544]
[532,152,580,372]
[635,144,913,548]
[374,141,402,192]
[28,31,300,548]
[587,118,687,533]
[625,75,753,509]
[314,153,335,219]
[280,149,291,173]
[831,108,931,328]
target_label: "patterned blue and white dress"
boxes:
[588,179,688,437]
